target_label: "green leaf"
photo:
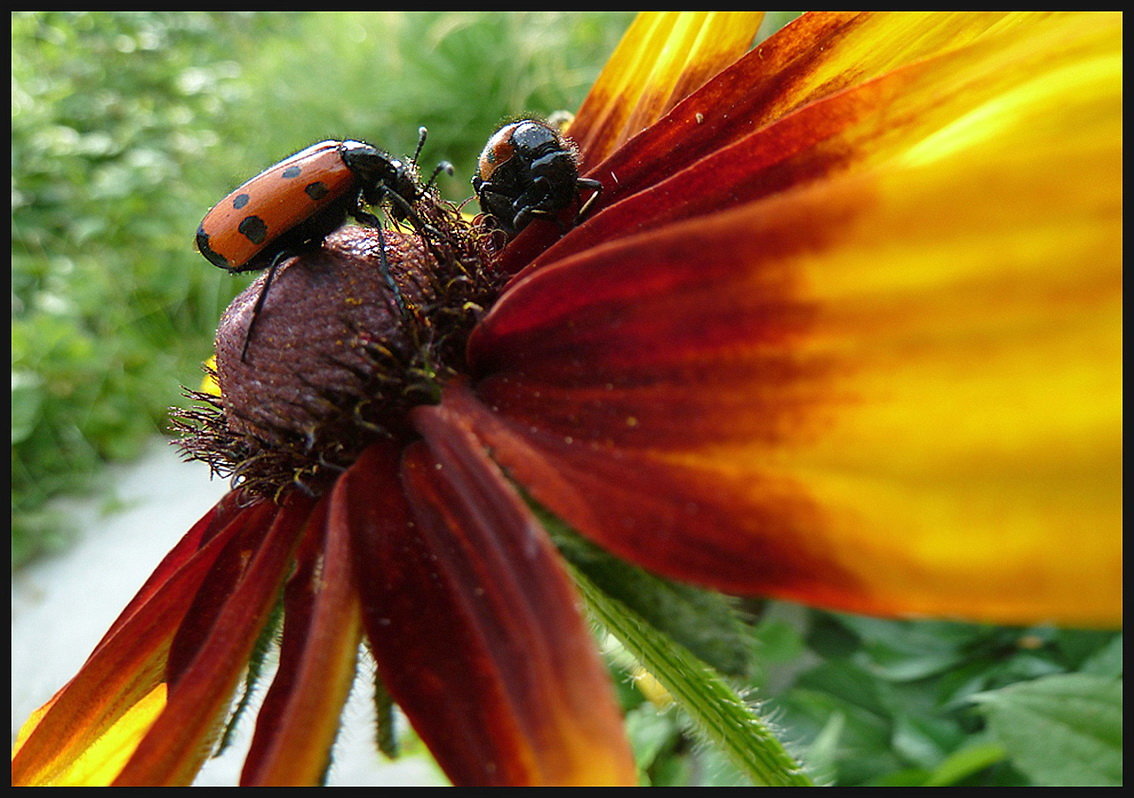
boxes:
[10,372,43,444]
[802,710,845,786]
[922,742,1006,786]
[970,673,1121,786]
[890,710,962,769]
[1053,629,1121,672]
[827,614,980,681]
[623,703,679,776]
[750,616,807,665]
[1075,632,1123,677]
[775,684,899,784]
[795,659,894,720]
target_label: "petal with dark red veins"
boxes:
[461,12,1120,627]
[570,11,765,170]
[584,12,1078,206]
[240,494,362,786]
[344,430,635,786]
[498,11,764,272]
[499,12,1111,277]
[93,490,263,653]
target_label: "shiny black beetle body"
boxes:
[472,119,601,238]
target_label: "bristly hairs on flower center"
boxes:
[172,197,501,502]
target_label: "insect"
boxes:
[196,129,450,361]
[471,119,602,238]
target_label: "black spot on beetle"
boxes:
[238,215,269,245]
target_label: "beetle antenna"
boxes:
[412,127,428,168]
[423,161,454,193]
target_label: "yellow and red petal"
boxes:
[240,492,362,785]
[461,13,1121,627]
[11,494,278,786]
[570,11,765,170]
[112,492,317,785]
[345,431,635,786]
[589,12,1087,189]
[164,499,293,687]
[499,11,765,273]
[504,12,1119,278]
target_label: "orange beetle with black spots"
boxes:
[196,132,445,360]
[196,139,421,272]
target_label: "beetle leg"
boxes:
[241,248,292,363]
[350,198,409,318]
[575,177,603,224]
[509,178,548,230]
[374,221,408,318]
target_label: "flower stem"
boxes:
[568,564,813,786]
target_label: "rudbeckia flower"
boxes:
[12,10,1120,787]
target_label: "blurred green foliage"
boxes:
[11,11,634,567]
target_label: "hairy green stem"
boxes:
[569,564,813,786]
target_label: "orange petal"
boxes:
[11,496,272,786]
[240,493,362,785]
[497,13,1065,275]
[460,15,1121,627]
[14,684,168,786]
[166,498,287,686]
[750,12,1079,118]
[92,490,262,662]
[112,492,317,786]
[570,12,764,169]
[411,413,636,785]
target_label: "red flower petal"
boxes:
[166,499,284,686]
[496,11,765,273]
[464,12,1121,628]
[496,12,1088,275]
[240,495,362,785]
[457,128,1119,626]
[579,12,1063,209]
[11,494,274,785]
[345,429,635,786]
[442,378,861,605]
[112,492,317,785]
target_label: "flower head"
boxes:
[13,11,1120,787]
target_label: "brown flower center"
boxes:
[176,216,497,499]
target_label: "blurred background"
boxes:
[13,12,1116,788]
